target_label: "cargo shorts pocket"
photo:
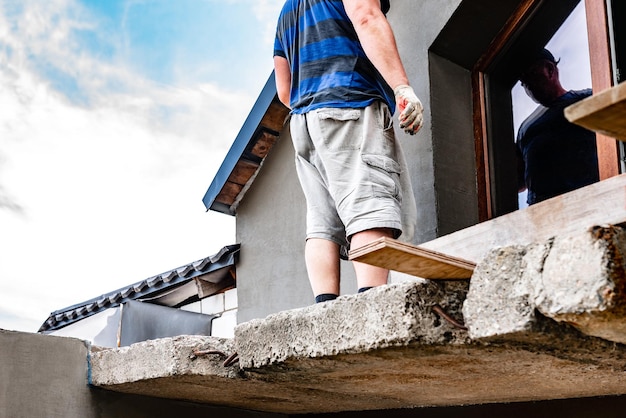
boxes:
[361,154,402,200]
[316,108,362,151]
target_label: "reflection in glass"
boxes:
[511,2,592,209]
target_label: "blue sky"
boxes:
[0,0,285,332]
[0,0,593,333]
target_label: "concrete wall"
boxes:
[429,55,479,235]
[390,0,464,242]
[236,131,309,322]
[0,329,283,418]
[4,325,626,417]
[236,0,465,323]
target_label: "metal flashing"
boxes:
[38,244,240,333]
[202,71,289,215]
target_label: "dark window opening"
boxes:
[480,0,588,215]
[429,0,619,238]
[608,0,626,173]
[511,2,593,209]
[609,0,625,84]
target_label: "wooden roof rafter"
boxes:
[202,72,290,215]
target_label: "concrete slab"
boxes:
[90,279,626,415]
[234,280,470,369]
[463,225,626,344]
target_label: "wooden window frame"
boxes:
[472,0,619,221]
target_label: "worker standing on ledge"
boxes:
[273,0,422,303]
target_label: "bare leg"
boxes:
[305,238,340,296]
[350,228,392,289]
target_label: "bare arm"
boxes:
[274,56,292,109]
[343,0,409,90]
[343,0,422,134]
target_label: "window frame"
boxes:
[472,0,619,220]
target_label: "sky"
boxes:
[0,1,593,333]
[0,0,285,332]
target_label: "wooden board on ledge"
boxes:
[564,81,626,141]
[349,237,475,279]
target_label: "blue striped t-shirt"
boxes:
[274,0,395,114]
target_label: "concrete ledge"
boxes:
[234,280,469,369]
[90,336,238,386]
[89,277,626,414]
[463,225,626,344]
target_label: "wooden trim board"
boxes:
[350,175,626,279]
[349,237,475,280]
[420,174,626,264]
[582,0,620,179]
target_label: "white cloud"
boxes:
[251,0,286,47]
[0,0,253,332]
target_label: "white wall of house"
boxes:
[181,288,238,338]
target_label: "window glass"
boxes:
[511,2,592,208]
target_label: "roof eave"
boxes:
[202,71,290,215]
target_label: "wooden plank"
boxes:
[419,174,626,264]
[215,181,243,205]
[472,70,491,221]
[349,237,475,279]
[564,81,626,141]
[228,160,259,185]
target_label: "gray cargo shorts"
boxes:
[290,101,404,251]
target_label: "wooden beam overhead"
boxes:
[260,101,290,133]
[584,0,620,180]
[250,132,279,160]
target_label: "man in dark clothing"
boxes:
[516,48,599,205]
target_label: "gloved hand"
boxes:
[394,84,423,135]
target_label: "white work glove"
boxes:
[394,84,423,135]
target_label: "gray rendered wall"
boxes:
[390,0,464,243]
[0,330,283,418]
[236,0,465,323]
[429,54,479,236]
[236,130,361,322]
[236,132,312,322]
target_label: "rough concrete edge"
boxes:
[541,225,626,343]
[464,224,626,345]
[537,226,618,313]
[235,280,471,369]
[462,243,545,340]
[90,335,238,386]
[468,311,626,371]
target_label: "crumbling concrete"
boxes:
[91,264,626,415]
[463,225,626,344]
[90,334,239,385]
[234,280,469,369]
